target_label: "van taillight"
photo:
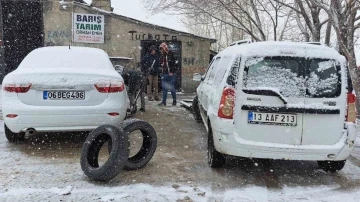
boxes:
[218,87,235,119]
[95,81,125,93]
[346,92,357,123]
[4,84,32,93]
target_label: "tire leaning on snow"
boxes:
[109,119,158,171]
[80,125,129,181]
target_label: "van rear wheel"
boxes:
[317,160,346,173]
[208,127,226,168]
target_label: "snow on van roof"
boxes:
[221,41,346,62]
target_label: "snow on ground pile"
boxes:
[1,184,360,202]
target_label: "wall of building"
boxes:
[43,1,212,92]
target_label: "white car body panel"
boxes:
[2,46,129,133]
[197,41,356,161]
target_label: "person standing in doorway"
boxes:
[158,42,177,106]
[141,45,160,101]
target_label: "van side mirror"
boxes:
[193,73,203,82]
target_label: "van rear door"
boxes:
[301,59,345,145]
[234,57,305,145]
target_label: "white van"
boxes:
[192,41,357,172]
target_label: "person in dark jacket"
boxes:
[122,68,146,113]
[158,42,177,106]
[141,45,160,101]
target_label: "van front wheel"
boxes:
[192,96,202,123]
[317,160,346,173]
[208,128,226,168]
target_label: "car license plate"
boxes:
[248,112,297,126]
[43,91,85,100]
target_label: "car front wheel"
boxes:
[317,160,346,173]
[192,96,202,123]
[4,124,25,143]
[208,126,226,168]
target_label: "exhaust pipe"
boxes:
[26,128,37,135]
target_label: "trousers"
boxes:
[161,74,176,103]
[147,75,159,99]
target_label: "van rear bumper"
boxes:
[211,115,357,161]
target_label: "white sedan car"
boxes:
[2,46,129,142]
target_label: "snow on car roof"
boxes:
[18,46,113,70]
[221,41,346,62]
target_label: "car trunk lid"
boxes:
[12,68,122,106]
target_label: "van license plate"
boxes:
[248,112,297,126]
[43,91,85,100]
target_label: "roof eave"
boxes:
[73,2,217,43]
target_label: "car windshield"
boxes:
[243,57,341,98]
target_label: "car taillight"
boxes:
[108,112,120,116]
[6,114,18,118]
[4,83,32,93]
[346,92,357,123]
[95,81,125,93]
[218,87,235,119]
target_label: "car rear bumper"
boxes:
[4,113,125,132]
[210,115,357,161]
[2,98,128,133]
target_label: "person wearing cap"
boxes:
[141,45,161,101]
[158,42,177,106]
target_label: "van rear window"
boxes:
[243,57,341,98]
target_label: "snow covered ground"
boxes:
[2,182,360,202]
[1,103,360,201]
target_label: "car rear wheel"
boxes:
[192,96,202,123]
[208,126,226,168]
[317,160,346,173]
[4,124,25,143]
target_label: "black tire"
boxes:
[109,119,157,170]
[208,125,226,168]
[192,96,203,123]
[318,160,346,173]
[80,125,129,181]
[4,124,25,143]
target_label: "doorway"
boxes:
[1,0,44,81]
[140,40,182,92]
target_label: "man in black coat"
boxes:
[122,68,146,113]
[158,42,177,106]
[141,45,160,101]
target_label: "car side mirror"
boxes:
[193,73,203,82]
